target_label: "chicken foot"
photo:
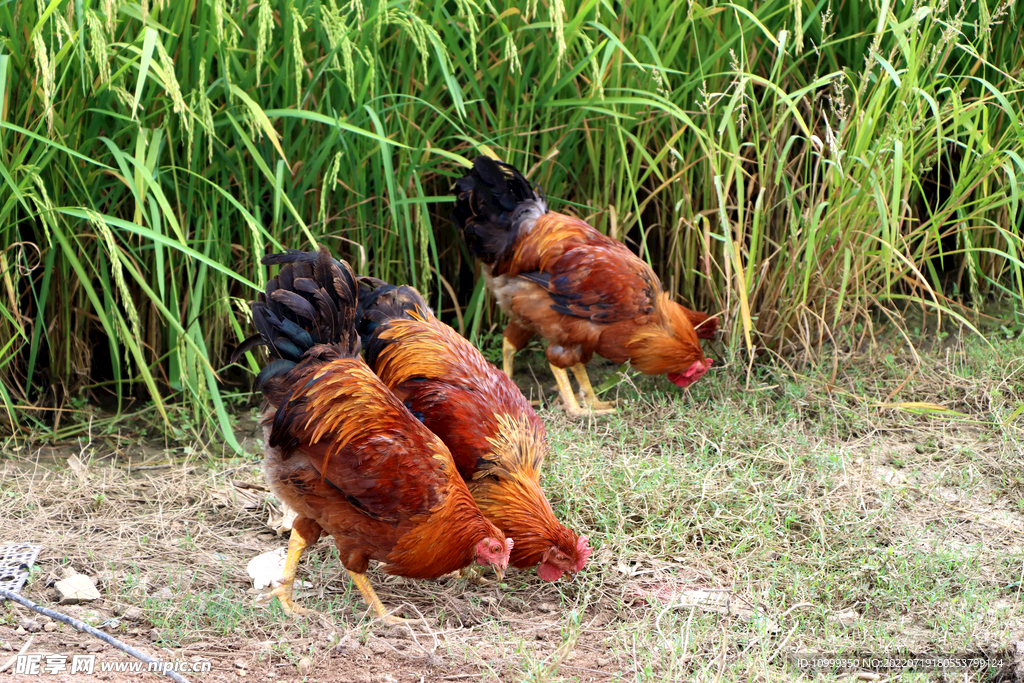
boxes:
[270,518,322,616]
[347,570,420,626]
[570,363,616,411]
[550,365,615,417]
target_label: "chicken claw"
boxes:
[570,363,616,411]
[347,570,422,626]
[550,365,615,417]
[269,583,309,617]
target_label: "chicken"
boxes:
[355,278,592,580]
[450,155,717,416]
[231,247,512,623]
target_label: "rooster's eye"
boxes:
[491,544,501,553]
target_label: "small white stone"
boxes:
[55,574,101,604]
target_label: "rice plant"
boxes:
[0,0,1021,446]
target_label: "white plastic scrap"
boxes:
[246,548,287,590]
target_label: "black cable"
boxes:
[0,588,191,683]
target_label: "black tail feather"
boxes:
[231,246,360,370]
[255,358,298,390]
[229,333,265,364]
[449,155,547,265]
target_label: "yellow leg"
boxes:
[570,363,616,412]
[505,337,540,406]
[550,365,610,417]
[502,337,517,379]
[347,570,418,625]
[270,524,316,616]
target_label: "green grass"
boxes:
[1,0,1023,445]
[529,341,1022,679]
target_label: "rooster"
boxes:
[356,278,592,580]
[451,155,717,416]
[231,248,512,623]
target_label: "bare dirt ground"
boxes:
[3,338,1024,681]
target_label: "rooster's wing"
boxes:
[269,359,451,523]
[517,242,657,325]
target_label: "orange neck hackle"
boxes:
[374,313,490,387]
[470,414,589,576]
[385,478,509,579]
[475,468,582,570]
[625,292,708,377]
